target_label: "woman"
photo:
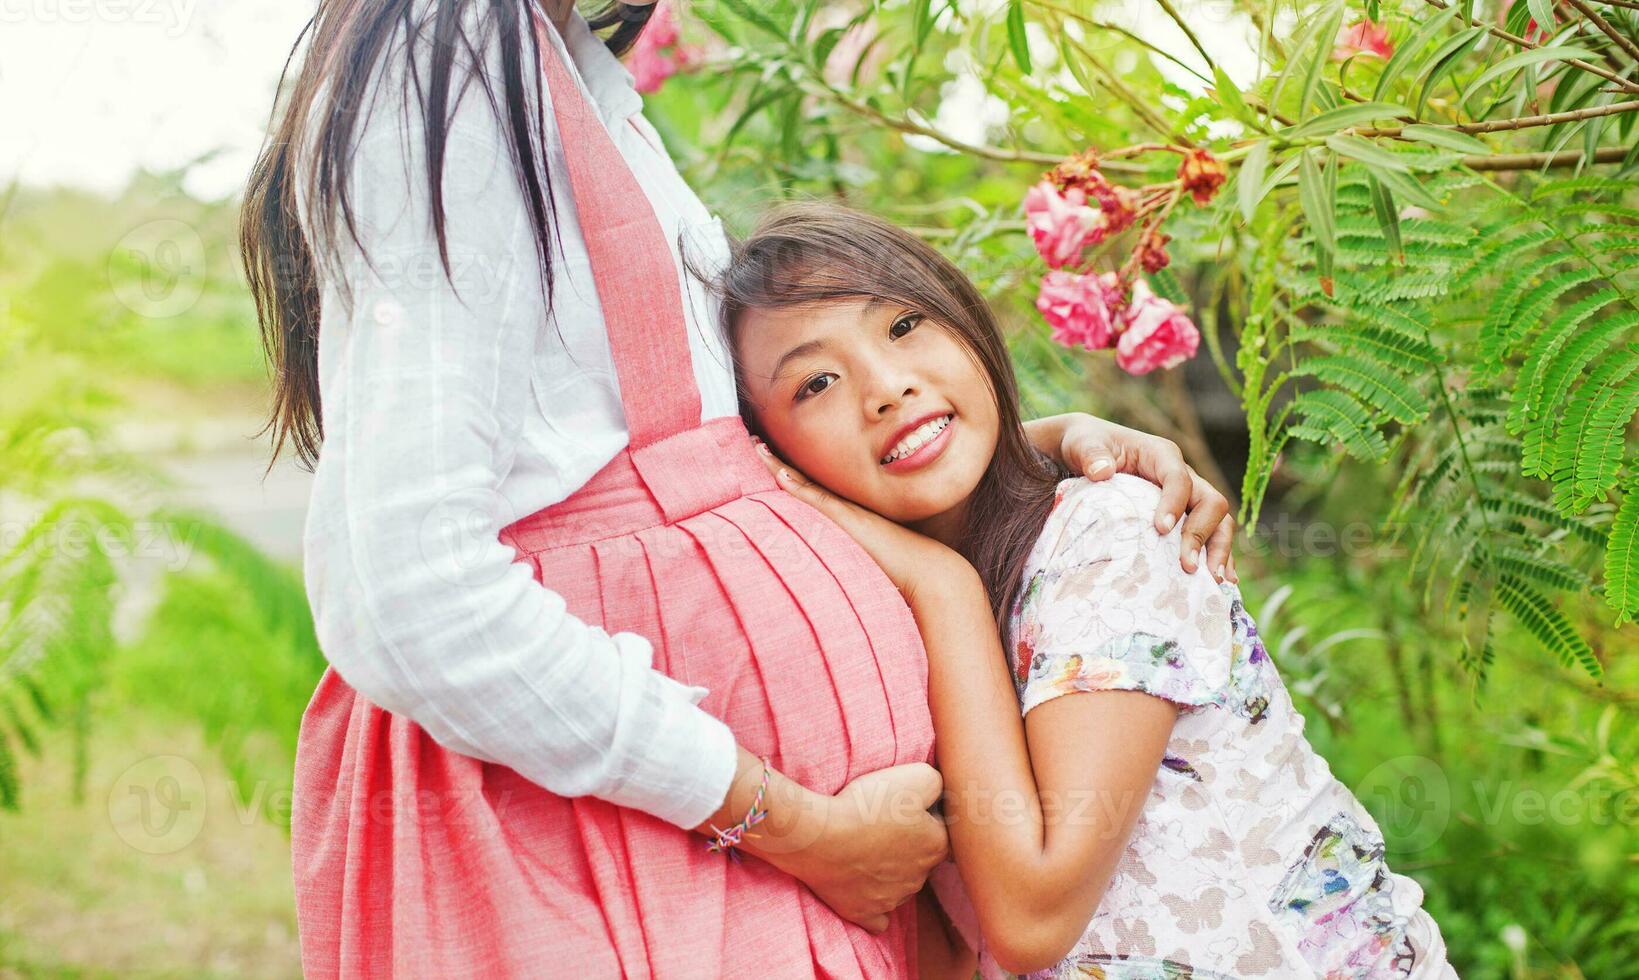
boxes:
[239,1,1238,976]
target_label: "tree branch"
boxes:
[1064,38,1192,143]
[1565,0,1639,66]
[1151,0,1220,77]
[1421,0,1639,94]
[1357,97,1639,136]
[1024,0,1212,85]
[805,80,1146,172]
[1461,145,1632,169]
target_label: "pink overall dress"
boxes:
[288,19,935,979]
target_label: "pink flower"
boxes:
[1114,280,1200,375]
[628,1,701,94]
[1037,270,1122,351]
[1025,181,1106,269]
[1333,20,1393,61]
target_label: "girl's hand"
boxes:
[753,437,963,604]
[1023,413,1238,584]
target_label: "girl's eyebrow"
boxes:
[772,339,826,378]
[769,297,890,377]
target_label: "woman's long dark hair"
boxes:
[240,0,652,473]
[718,202,1070,630]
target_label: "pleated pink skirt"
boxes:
[290,417,935,978]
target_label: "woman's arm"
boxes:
[1021,414,1237,582]
[909,558,1176,975]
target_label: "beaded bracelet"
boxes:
[706,756,771,860]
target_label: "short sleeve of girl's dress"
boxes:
[1009,474,1238,716]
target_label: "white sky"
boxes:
[0,0,1260,201]
[0,0,317,200]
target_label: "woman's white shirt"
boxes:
[294,3,740,830]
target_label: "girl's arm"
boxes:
[909,556,1176,975]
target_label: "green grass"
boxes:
[0,708,300,979]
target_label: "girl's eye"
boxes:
[797,373,835,401]
[889,313,922,339]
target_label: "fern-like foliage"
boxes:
[1234,169,1634,679]
[0,497,131,808]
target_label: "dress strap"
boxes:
[532,15,702,449]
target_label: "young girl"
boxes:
[721,202,1456,980]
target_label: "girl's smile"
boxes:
[734,298,1000,538]
[879,411,955,472]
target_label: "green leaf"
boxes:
[1292,354,1428,422]
[1415,27,1487,118]
[1270,1,1340,109]
[1527,0,1558,41]
[716,0,787,42]
[1284,102,1410,140]
[1300,3,1347,114]
[1608,481,1639,624]
[1374,5,1459,100]
[1495,575,1601,676]
[1300,148,1337,256]
[1367,174,1403,261]
[1371,165,1442,211]
[1326,133,1414,171]
[1287,389,1390,460]
[1006,0,1032,75]
[1214,65,1258,129]
[1552,343,1639,512]
[1238,141,1271,222]
[1298,149,1337,294]
[913,0,935,48]
[1461,46,1598,106]
[1399,124,1492,154]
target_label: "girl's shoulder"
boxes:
[1011,474,1243,715]
[1028,473,1168,571]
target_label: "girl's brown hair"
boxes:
[241,0,654,473]
[718,201,1069,629]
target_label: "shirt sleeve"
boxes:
[1010,475,1238,717]
[295,12,736,830]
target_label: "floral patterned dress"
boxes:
[980,474,1456,980]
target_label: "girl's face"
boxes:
[735,298,1000,533]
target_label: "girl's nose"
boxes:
[874,385,917,418]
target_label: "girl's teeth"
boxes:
[881,415,951,464]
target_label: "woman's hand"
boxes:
[753,437,963,605]
[780,762,951,935]
[1022,413,1238,583]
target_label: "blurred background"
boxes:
[1,0,1635,976]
